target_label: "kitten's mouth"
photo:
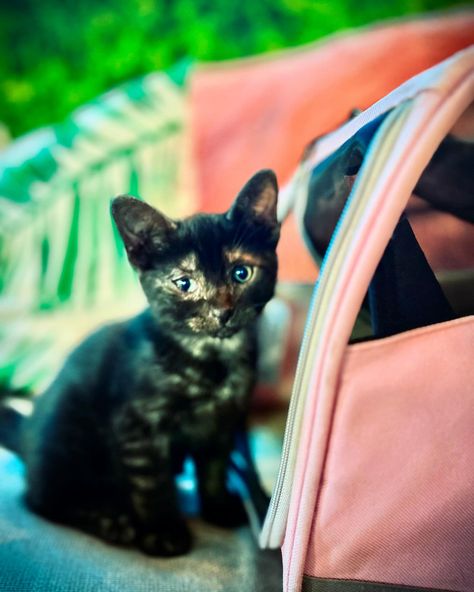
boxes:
[186,315,241,339]
[211,326,238,339]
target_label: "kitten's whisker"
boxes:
[252,300,274,308]
[122,455,152,468]
[129,475,157,490]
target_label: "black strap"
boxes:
[368,215,455,339]
[414,134,474,223]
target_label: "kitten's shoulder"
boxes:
[64,309,156,371]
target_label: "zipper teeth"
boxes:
[261,165,324,545]
[261,125,367,542]
[262,129,374,541]
[263,154,342,542]
[261,156,361,544]
[261,284,320,540]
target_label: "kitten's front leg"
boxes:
[113,404,192,556]
[194,438,248,528]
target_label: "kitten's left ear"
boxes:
[227,170,279,236]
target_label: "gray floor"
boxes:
[0,442,283,592]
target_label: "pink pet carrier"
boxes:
[260,47,474,592]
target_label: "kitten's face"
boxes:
[112,170,280,339]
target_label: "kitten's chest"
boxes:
[134,334,256,425]
[165,344,254,406]
[113,332,257,452]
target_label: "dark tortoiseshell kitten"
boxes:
[17,170,280,556]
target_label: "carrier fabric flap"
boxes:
[304,316,474,590]
[304,132,474,259]
[266,48,474,592]
[303,115,385,256]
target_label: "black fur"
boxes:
[0,404,25,454]
[1,169,279,556]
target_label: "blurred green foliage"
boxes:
[0,0,466,138]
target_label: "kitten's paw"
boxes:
[98,513,136,545]
[137,520,192,557]
[201,492,248,528]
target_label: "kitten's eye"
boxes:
[173,277,197,293]
[231,264,254,284]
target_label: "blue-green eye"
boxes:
[231,264,254,284]
[173,277,197,293]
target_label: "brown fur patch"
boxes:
[224,249,264,267]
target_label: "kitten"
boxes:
[4,169,280,556]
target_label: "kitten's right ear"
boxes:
[227,169,280,244]
[111,196,176,269]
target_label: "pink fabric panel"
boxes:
[304,316,474,591]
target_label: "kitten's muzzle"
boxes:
[213,308,233,325]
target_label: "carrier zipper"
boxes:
[260,104,412,550]
[259,282,321,548]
